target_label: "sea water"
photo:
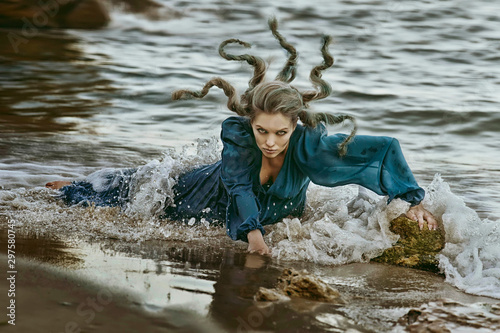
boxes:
[1,0,499,330]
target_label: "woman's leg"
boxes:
[49,168,137,207]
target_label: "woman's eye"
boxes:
[257,128,267,134]
[277,131,287,135]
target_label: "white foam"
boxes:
[124,138,221,219]
[423,174,500,299]
[125,157,177,219]
[266,184,405,265]
[86,168,129,193]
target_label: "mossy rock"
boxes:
[372,215,445,273]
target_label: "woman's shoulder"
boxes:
[221,116,253,144]
[222,116,250,130]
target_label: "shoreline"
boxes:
[1,228,499,332]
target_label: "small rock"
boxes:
[255,268,342,303]
[255,287,290,302]
[59,301,72,306]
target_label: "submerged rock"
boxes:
[255,268,342,303]
[396,299,500,333]
[255,287,291,302]
[372,215,445,273]
[0,0,110,29]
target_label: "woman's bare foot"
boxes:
[45,181,72,190]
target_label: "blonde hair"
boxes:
[172,17,356,156]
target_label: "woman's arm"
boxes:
[295,126,438,230]
[221,117,267,243]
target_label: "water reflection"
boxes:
[209,251,278,331]
[96,239,365,332]
[2,229,499,332]
[0,29,115,134]
[0,216,83,268]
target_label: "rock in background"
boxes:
[0,0,110,29]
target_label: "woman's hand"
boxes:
[247,229,271,255]
[406,203,438,231]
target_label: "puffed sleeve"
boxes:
[294,124,425,206]
[220,117,265,242]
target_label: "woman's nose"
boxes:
[265,136,275,147]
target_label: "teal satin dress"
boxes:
[166,116,424,241]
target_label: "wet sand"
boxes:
[0,255,226,332]
[1,229,498,332]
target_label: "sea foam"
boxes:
[425,175,500,298]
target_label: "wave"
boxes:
[336,90,398,100]
[425,176,500,299]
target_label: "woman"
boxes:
[47,18,437,255]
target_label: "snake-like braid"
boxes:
[268,17,298,83]
[171,77,248,116]
[294,35,356,156]
[302,35,334,103]
[218,38,267,98]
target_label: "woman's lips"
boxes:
[263,148,276,154]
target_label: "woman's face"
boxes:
[251,112,296,159]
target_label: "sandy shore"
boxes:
[0,228,227,333]
[0,253,228,332]
[1,229,499,332]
